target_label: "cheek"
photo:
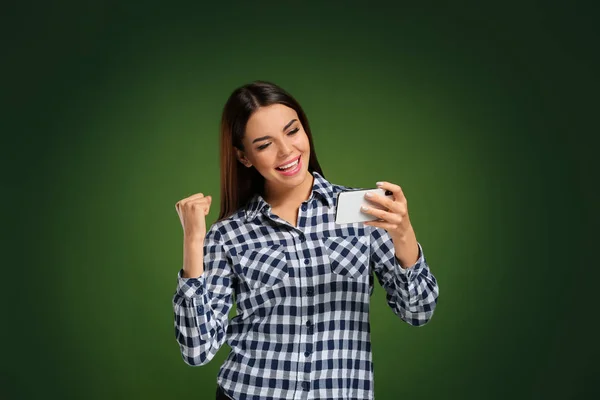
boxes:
[252,151,276,170]
[296,132,310,150]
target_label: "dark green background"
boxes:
[4,1,598,399]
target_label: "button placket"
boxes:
[297,200,309,229]
[294,230,314,391]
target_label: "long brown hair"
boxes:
[217,80,325,222]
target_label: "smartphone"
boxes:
[335,188,394,224]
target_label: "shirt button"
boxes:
[301,381,310,391]
[195,288,202,295]
[193,281,200,287]
[306,287,314,296]
[301,204,307,211]
[304,351,310,357]
[304,258,309,265]
[196,305,204,314]
[306,320,312,327]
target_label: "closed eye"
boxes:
[257,128,300,150]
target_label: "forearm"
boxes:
[391,225,419,269]
[182,235,204,278]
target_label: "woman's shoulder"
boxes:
[215,207,247,223]
[205,209,246,240]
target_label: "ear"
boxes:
[235,148,252,168]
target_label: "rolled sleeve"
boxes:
[393,242,425,280]
[172,226,234,365]
[369,226,439,326]
[175,268,207,300]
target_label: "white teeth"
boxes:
[277,158,299,170]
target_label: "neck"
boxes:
[264,171,314,209]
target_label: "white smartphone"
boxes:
[335,188,394,224]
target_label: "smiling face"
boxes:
[236,103,312,197]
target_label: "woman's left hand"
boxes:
[361,181,419,268]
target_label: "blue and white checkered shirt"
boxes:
[173,171,439,400]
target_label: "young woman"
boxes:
[172,81,439,400]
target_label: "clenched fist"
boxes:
[175,193,212,240]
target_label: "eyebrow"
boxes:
[252,119,297,144]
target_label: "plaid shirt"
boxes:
[172,171,439,400]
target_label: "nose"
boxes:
[278,140,293,158]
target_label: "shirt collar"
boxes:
[244,171,334,223]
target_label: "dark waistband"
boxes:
[216,384,233,400]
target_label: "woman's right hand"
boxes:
[175,193,212,240]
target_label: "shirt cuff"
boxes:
[394,242,425,281]
[176,268,207,300]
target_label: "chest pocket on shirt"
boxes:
[321,235,370,280]
[231,244,289,290]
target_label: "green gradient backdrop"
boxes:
[4,1,597,399]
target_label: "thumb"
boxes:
[205,196,212,215]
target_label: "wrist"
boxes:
[184,234,205,247]
[390,224,414,243]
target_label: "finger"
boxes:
[202,198,212,211]
[177,193,201,209]
[183,193,206,203]
[185,197,212,209]
[376,181,406,203]
[175,204,185,227]
[364,191,401,213]
[193,195,212,206]
[191,194,212,206]
[197,198,211,215]
[363,220,398,230]
[360,205,403,224]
